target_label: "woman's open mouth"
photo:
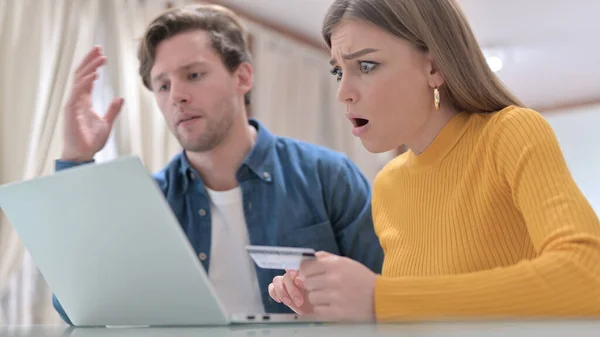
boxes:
[350,117,370,137]
[351,118,369,127]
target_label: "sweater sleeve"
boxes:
[374,108,600,321]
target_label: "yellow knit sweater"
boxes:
[372,106,600,321]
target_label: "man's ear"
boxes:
[424,51,445,89]
[235,62,253,96]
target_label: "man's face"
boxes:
[150,30,251,152]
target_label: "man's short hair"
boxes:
[138,4,252,105]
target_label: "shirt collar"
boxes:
[178,118,276,190]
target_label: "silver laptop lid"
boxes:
[0,156,229,326]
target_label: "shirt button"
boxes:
[198,208,207,216]
[188,171,195,180]
[199,252,207,261]
[262,171,271,180]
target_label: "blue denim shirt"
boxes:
[52,118,383,325]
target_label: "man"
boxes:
[52,4,383,324]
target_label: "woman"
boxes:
[268,0,600,322]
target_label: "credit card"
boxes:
[246,245,316,270]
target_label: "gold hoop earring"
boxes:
[434,87,440,110]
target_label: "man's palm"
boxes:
[61,46,123,162]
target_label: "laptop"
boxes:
[0,156,320,327]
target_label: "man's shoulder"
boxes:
[272,134,350,168]
[151,152,185,188]
[252,118,353,171]
[275,136,362,179]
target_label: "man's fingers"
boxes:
[72,72,97,97]
[75,55,106,83]
[104,97,124,125]
[75,46,105,80]
[75,46,102,75]
[66,72,97,113]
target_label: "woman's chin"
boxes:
[360,139,397,154]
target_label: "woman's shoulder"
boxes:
[481,105,549,130]
[469,105,553,147]
[480,105,562,178]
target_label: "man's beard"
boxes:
[175,114,235,153]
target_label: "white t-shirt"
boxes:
[205,186,264,314]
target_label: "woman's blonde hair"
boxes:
[322,0,524,113]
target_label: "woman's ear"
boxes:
[424,52,445,89]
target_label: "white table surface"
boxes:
[2,320,600,337]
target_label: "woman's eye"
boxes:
[330,67,343,82]
[188,72,200,80]
[158,83,169,92]
[359,61,379,73]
